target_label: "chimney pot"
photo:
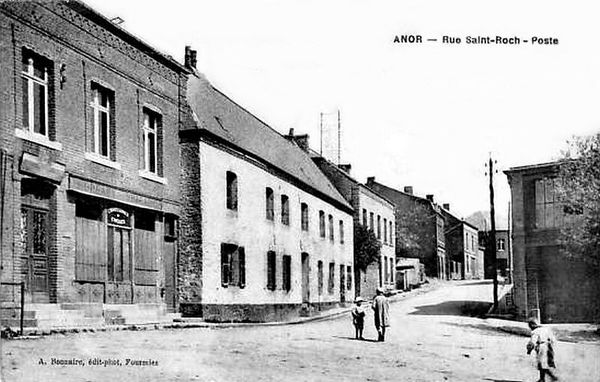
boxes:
[366,177,375,186]
[426,194,434,202]
[443,203,450,210]
[338,164,352,174]
[403,186,413,195]
[185,46,197,69]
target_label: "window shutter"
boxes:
[238,247,246,288]
[221,243,229,287]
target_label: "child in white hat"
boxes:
[351,296,366,340]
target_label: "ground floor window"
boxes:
[267,251,276,291]
[282,255,291,291]
[317,261,324,295]
[328,262,335,294]
[346,265,352,290]
[221,243,245,288]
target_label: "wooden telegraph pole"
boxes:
[486,155,499,311]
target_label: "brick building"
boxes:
[479,229,511,280]
[366,179,446,279]
[0,1,189,328]
[178,65,354,322]
[441,205,481,280]
[312,157,396,298]
[505,161,600,323]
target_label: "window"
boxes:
[221,243,245,288]
[534,178,563,229]
[339,220,344,244]
[90,83,114,159]
[383,218,387,244]
[328,214,334,241]
[497,238,506,251]
[346,265,352,290]
[281,195,289,225]
[377,215,381,239]
[389,221,393,244]
[301,203,309,231]
[22,50,50,136]
[267,251,276,290]
[226,171,238,211]
[282,255,291,291]
[369,212,374,231]
[328,262,335,293]
[362,209,367,226]
[317,261,324,295]
[384,256,388,282]
[319,210,325,238]
[142,108,161,175]
[265,188,274,221]
[390,258,394,282]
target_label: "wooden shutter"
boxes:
[221,243,230,287]
[238,247,245,288]
[75,216,106,282]
[267,251,276,290]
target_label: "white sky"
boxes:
[87,0,600,221]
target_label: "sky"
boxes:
[86,0,600,222]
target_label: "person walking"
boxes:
[372,287,390,342]
[351,296,366,340]
[526,317,559,381]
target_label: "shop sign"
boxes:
[107,208,130,227]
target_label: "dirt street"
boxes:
[2,280,599,381]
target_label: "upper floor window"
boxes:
[534,178,563,229]
[383,218,388,243]
[319,210,325,238]
[265,188,274,221]
[301,203,309,231]
[389,221,393,243]
[21,50,51,137]
[377,215,381,239]
[281,195,289,225]
[226,171,238,211]
[362,209,367,226]
[369,212,374,231]
[497,238,506,251]
[142,108,161,174]
[339,220,344,244]
[328,214,334,241]
[91,83,114,159]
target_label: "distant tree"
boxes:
[354,223,381,271]
[395,206,435,258]
[556,133,600,266]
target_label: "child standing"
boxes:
[351,297,366,340]
[527,317,559,381]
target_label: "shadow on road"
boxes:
[442,322,518,337]
[455,280,493,286]
[409,300,492,317]
[332,336,380,343]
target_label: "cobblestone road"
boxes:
[2,280,599,381]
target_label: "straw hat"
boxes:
[376,287,384,294]
[355,296,364,303]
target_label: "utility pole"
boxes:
[486,155,499,311]
[319,112,323,156]
[337,109,341,165]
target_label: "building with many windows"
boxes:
[179,62,354,322]
[441,205,481,280]
[366,179,446,279]
[505,161,600,323]
[311,157,396,298]
[0,1,189,328]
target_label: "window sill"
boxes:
[84,153,122,170]
[15,128,63,151]
[139,170,167,185]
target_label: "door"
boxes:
[163,217,178,312]
[301,253,310,304]
[339,264,345,303]
[106,226,132,303]
[21,207,49,303]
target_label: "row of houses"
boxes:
[0,1,482,328]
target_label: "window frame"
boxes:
[90,83,113,159]
[301,203,309,231]
[21,51,50,137]
[142,108,161,175]
[226,171,238,211]
[281,194,290,226]
[265,187,274,221]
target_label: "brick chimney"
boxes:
[426,194,434,203]
[403,186,413,195]
[366,177,375,187]
[338,164,352,174]
[286,128,310,152]
[184,46,197,69]
[443,203,450,210]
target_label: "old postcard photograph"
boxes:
[1,0,599,381]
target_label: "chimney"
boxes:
[426,194,434,203]
[366,177,375,186]
[443,203,450,210]
[286,129,310,152]
[184,46,197,69]
[403,186,413,195]
[338,164,352,174]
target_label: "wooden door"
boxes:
[21,207,49,302]
[163,237,177,312]
[301,253,310,304]
[106,226,132,303]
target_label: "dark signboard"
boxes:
[107,208,130,227]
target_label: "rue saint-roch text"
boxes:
[393,35,559,45]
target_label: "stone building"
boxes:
[366,178,446,279]
[0,1,189,328]
[479,229,511,280]
[441,206,481,280]
[311,157,396,298]
[179,65,354,322]
[505,161,600,323]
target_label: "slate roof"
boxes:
[184,73,352,211]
